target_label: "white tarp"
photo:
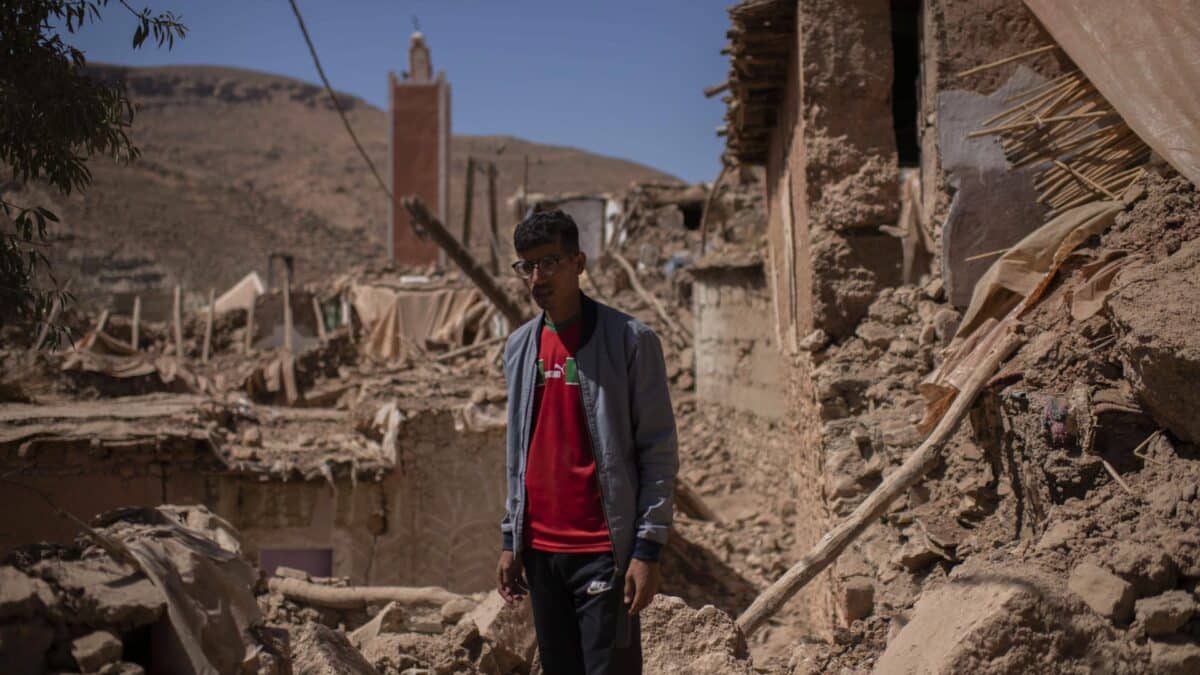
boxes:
[1025,0,1200,187]
[213,271,265,315]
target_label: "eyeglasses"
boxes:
[511,254,566,279]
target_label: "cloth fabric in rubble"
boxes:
[920,199,1126,428]
[351,283,489,362]
[60,329,196,392]
[1025,0,1200,187]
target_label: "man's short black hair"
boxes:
[513,209,580,254]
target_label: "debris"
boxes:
[291,622,380,675]
[1068,561,1135,624]
[71,630,123,673]
[1135,591,1197,637]
[267,577,465,611]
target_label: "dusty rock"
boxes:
[1069,561,1135,624]
[1036,520,1078,551]
[98,663,146,675]
[30,558,165,630]
[72,630,123,673]
[439,597,475,624]
[0,566,55,620]
[856,321,895,349]
[469,592,536,673]
[350,601,408,647]
[877,568,1120,674]
[1104,543,1177,598]
[1109,238,1200,444]
[1135,591,1197,636]
[241,426,263,447]
[291,622,380,675]
[932,308,961,345]
[640,596,752,674]
[1150,637,1200,674]
[841,576,875,621]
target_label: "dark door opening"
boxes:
[892,0,921,167]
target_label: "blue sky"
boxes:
[62,1,733,183]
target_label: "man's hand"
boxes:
[623,558,661,615]
[496,550,526,603]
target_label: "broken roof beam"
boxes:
[401,195,528,328]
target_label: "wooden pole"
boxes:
[700,164,731,256]
[312,295,327,343]
[244,297,256,354]
[201,288,215,363]
[401,196,527,327]
[31,296,63,353]
[487,162,500,275]
[736,330,1023,637]
[172,284,184,358]
[82,309,110,351]
[957,44,1057,78]
[282,274,294,353]
[434,334,508,362]
[130,295,141,351]
[609,251,693,343]
[461,156,476,249]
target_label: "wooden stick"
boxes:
[736,330,1023,637]
[700,164,731,256]
[965,247,1009,263]
[969,111,1117,138]
[201,288,215,363]
[172,284,184,358]
[958,44,1058,78]
[1101,458,1137,497]
[31,293,64,353]
[82,309,110,351]
[244,296,256,354]
[1054,160,1118,200]
[312,295,327,343]
[130,295,141,351]
[609,250,693,343]
[675,480,720,523]
[282,274,294,353]
[434,334,508,362]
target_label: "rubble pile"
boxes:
[788,170,1200,673]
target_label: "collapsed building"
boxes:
[4,0,1200,673]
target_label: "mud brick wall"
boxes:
[692,264,786,420]
[0,436,216,556]
[388,74,448,265]
[218,409,505,593]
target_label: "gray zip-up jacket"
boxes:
[500,293,678,570]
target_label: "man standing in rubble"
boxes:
[496,209,678,674]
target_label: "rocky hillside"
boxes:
[11,64,678,310]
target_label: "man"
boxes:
[496,209,679,675]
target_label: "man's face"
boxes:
[515,239,585,311]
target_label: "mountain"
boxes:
[14,64,679,310]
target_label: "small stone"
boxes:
[918,323,938,346]
[842,576,874,621]
[932,309,961,346]
[349,601,408,646]
[856,322,896,349]
[888,339,918,357]
[1069,561,1135,624]
[894,541,940,572]
[923,277,945,301]
[1150,637,1200,674]
[72,630,122,673]
[1121,182,1146,207]
[1036,521,1078,551]
[1135,591,1197,636]
[799,329,830,352]
[0,566,55,620]
[241,426,262,447]
[1107,543,1177,597]
[441,597,475,624]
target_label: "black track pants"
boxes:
[521,549,642,675]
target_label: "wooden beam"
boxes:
[487,162,500,275]
[172,284,184,358]
[609,251,693,344]
[312,296,327,343]
[201,288,215,363]
[130,295,141,351]
[461,156,476,248]
[282,274,294,353]
[401,196,527,327]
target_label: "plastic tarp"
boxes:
[1024,0,1200,187]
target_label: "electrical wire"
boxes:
[286,0,393,202]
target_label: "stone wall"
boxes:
[692,262,786,420]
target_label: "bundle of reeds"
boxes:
[966,47,1151,219]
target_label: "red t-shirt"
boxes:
[524,317,612,553]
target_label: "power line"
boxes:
[286,0,393,202]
